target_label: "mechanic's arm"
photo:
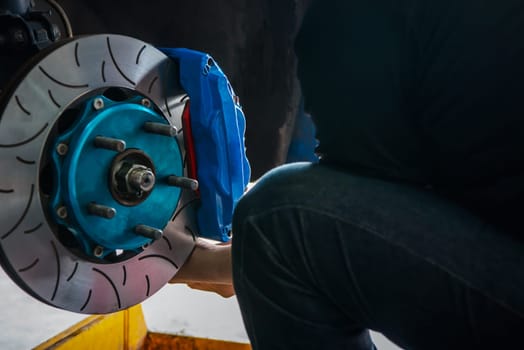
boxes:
[169,238,234,298]
[170,182,257,297]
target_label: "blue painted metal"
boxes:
[161,48,250,242]
[50,96,183,256]
[286,98,319,164]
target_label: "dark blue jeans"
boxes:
[232,163,524,349]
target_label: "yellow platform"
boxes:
[34,305,251,350]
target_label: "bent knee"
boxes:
[234,162,316,219]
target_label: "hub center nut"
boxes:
[111,149,157,206]
[128,166,156,192]
[115,162,155,196]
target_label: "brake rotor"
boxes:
[0,34,198,314]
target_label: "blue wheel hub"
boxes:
[49,95,184,258]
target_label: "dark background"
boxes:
[58,0,311,180]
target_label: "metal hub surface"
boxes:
[0,34,199,314]
[48,94,184,255]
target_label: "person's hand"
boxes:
[185,282,235,298]
[169,238,235,298]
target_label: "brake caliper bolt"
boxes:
[56,143,68,156]
[93,246,104,258]
[141,98,151,108]
[93,98,104,110]
[56,205,68,219]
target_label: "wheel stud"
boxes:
[135,225,163,240]
[87,202,116,219]
[94,136,126,152]
[167,175,199,191]
[143,122,177,137]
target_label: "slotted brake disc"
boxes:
[0,34,199,314]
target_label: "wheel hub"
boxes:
[48,95,184,257]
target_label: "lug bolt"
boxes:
[56,143,68,156]
[93,98,104,110]
[143,122,177,137]
[167,176,199,191]
[87,202,116,219]
[93,246,104,257]
[135,225,163,240]
[56,205,68,219]
[94,136,126,152]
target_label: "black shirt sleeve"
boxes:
[295,0,524,234]
[296,0,425,181]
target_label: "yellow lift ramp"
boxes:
[35,305,251,350]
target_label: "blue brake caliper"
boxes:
[162,48,251,242]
